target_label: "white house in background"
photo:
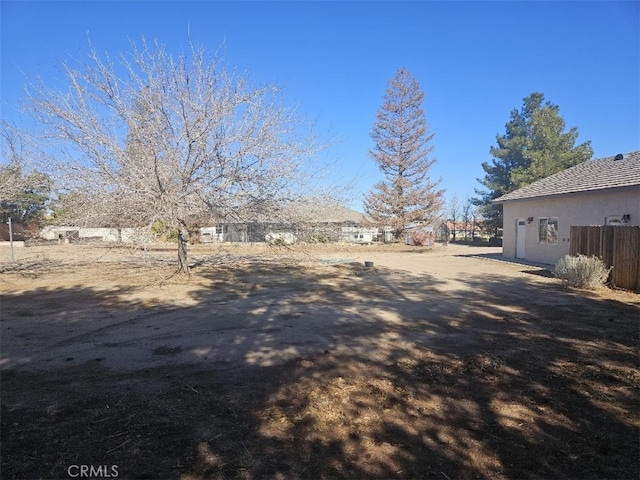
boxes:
[200,226,224,243]
[40,226,153,244]
[493,151,640,265]
[340,226,379,244]
[202,204,385,244]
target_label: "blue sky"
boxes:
[1,1,638,211]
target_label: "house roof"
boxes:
[292,203,367,224]
[494,151,640,203]
[217,200,367,225]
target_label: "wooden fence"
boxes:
[570,226,640,292]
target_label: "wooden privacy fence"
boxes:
[570,225,640,292]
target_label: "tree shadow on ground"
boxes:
[1,257,638,479]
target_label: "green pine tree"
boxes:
[474,92,593,237]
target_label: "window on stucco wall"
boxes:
[538,218,558,244]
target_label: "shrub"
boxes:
[265,232,296,246]
[151,220,178,242]
[309,232,332,244]
[268,236,288,246]
[409,230,433,246]
[554,254,612,289]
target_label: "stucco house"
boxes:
[201,203,375,243]
[493,151,640,265]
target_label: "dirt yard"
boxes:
[1,242,638,479]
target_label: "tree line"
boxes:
[0,39,593,271]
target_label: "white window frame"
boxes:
[538,217,558,245]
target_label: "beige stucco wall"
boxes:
[501,187,640,265]
[40,226,154,243]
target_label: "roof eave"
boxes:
[494,183,640,203]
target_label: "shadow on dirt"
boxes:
[1,258,638,479]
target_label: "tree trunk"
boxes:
[177,222,190,274]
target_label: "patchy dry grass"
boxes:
[1,243,638,479]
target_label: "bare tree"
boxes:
[461,196,474,241]
[363,68,444,241]
[24,39,326,272]
[448,194,460,242]
[470,203,481,241]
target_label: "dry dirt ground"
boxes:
[0,242,638,480]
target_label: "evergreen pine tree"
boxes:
[474,92,593,237]
[364,68,443,241]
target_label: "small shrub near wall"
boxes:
[408,230,433,247]
[309,232,332,243]
[554,254,613,289]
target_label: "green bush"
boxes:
[554,254,612,289]
[151,220,178,242]
[267,236,288,246]
[309,232,332,243]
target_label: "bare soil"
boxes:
[1,242,638,479]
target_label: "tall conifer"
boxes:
[475,92,593,237]
[364,68,443,241]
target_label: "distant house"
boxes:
[202,204,380,244]
[341,226,384,244]
[199,226,224,243]
[493,151,640,265]
[438,220,484,243]
[199,202,416,244]
[40,226,153,244]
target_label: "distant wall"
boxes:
[0,241,25,247]
[0,223,40,241]
[40,226,154,243]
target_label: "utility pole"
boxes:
[7,217,15,262]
